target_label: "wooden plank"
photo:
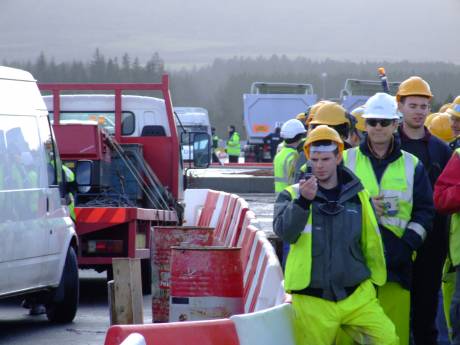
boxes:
[112,258,144,325]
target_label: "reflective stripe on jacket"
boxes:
[343,147,421,239]
[274,146,299,193]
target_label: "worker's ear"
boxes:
[336,152,343,166]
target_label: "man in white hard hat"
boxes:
[274,119,306,193]
[343,92,434,345]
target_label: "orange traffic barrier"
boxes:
[151,226,214,322]
[104,319,240,345]
[226,198,249,247]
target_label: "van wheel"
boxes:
[141,259,152,295]
[46,246,79,323]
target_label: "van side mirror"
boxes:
[75,160,93,192]
[192,133,211,168]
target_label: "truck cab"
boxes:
[174,107,212,163]
[0,66,79,323]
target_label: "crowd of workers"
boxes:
[272,76,460,345]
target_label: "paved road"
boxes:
[0,192,276,345]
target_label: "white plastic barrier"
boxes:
[183,188,209,225]
[230,303,296,345]
[120,333,146,345]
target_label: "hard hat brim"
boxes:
[362,114,400,119]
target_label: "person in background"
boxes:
[348,106,366,147]
[396,76,452,345]
[343,92,434,345]
[211,127,220,163]
[434,150,460,345]
[263,125,282,161]
[447,96,460,150]
[226,125,241,163]
[274,125,397,345]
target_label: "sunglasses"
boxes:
[366,119,394,127]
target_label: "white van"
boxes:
[0,66,79,322]
[175,107,212,161]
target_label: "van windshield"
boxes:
[48,111,135,135]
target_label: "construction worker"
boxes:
[343,92,434,345]
[447,96,460,149]
[263,125,282,161]
[309,102,353,149]
[434,150,460,345]
[273,125,398,345]
[226,125,241,163]
[211,127,220,163]
[348,106,366,147]
[273,119,306,193]
[428,113,455,143]
[396,76,452,345]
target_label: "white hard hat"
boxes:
[280,119,306,139]
[362,93,399,119]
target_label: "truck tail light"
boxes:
[87,240,124,254]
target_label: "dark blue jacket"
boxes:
[359,134,435,289]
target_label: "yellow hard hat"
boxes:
[396,76,433,103]
[424,112,438,127]
[304,125,344,159]
[428,113,455,142]
[447,96,460,118]
[295,112,308,123]
[306,100,332,125]
[439,103,452,113]
[350,106,366,132]
[309,102,349,126]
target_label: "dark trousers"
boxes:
[228,155,238,163]
[412,214,449,345]
[452,267,460,345]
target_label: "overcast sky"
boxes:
[1,0,460,69]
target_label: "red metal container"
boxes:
[151,226,214,322]
[169,247,244,322]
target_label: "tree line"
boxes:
[4,50,460,139]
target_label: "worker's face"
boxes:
[450,115,460,137]
[365,118,398,145]
[398,96,430,129]
[310,151,341,183]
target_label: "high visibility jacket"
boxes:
[226,132,241,157]
[343,147,422,240]
[63,165,76,221]
[212,135,219,150]
[273,146,299,193]
[281,180,386,293]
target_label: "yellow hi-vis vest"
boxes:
[283,185,386,292]
[343,147,420,239]
[274,146,299,193]
[449,148,460,266]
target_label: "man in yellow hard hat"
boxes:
[274,125,398,345]
[309,102,353,149]
[396,76,452,345]
[429,113,455,143]
[343,92,434,345]
[447,96,460,150]
[348,106,366,147]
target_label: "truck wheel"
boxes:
[46,246,79,323]
[141,259,152,295]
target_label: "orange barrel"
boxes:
[169,246,244,322]
[151,226,214,322]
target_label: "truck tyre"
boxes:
[141,259,152,295]
[46,246,79,323]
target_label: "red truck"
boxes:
[39,76,210,293]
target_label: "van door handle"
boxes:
[46,196,49,212]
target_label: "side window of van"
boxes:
[38,117,59,186]
[0,115,41,191]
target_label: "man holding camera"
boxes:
[343,93,434,345]
[274,125,397,344]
